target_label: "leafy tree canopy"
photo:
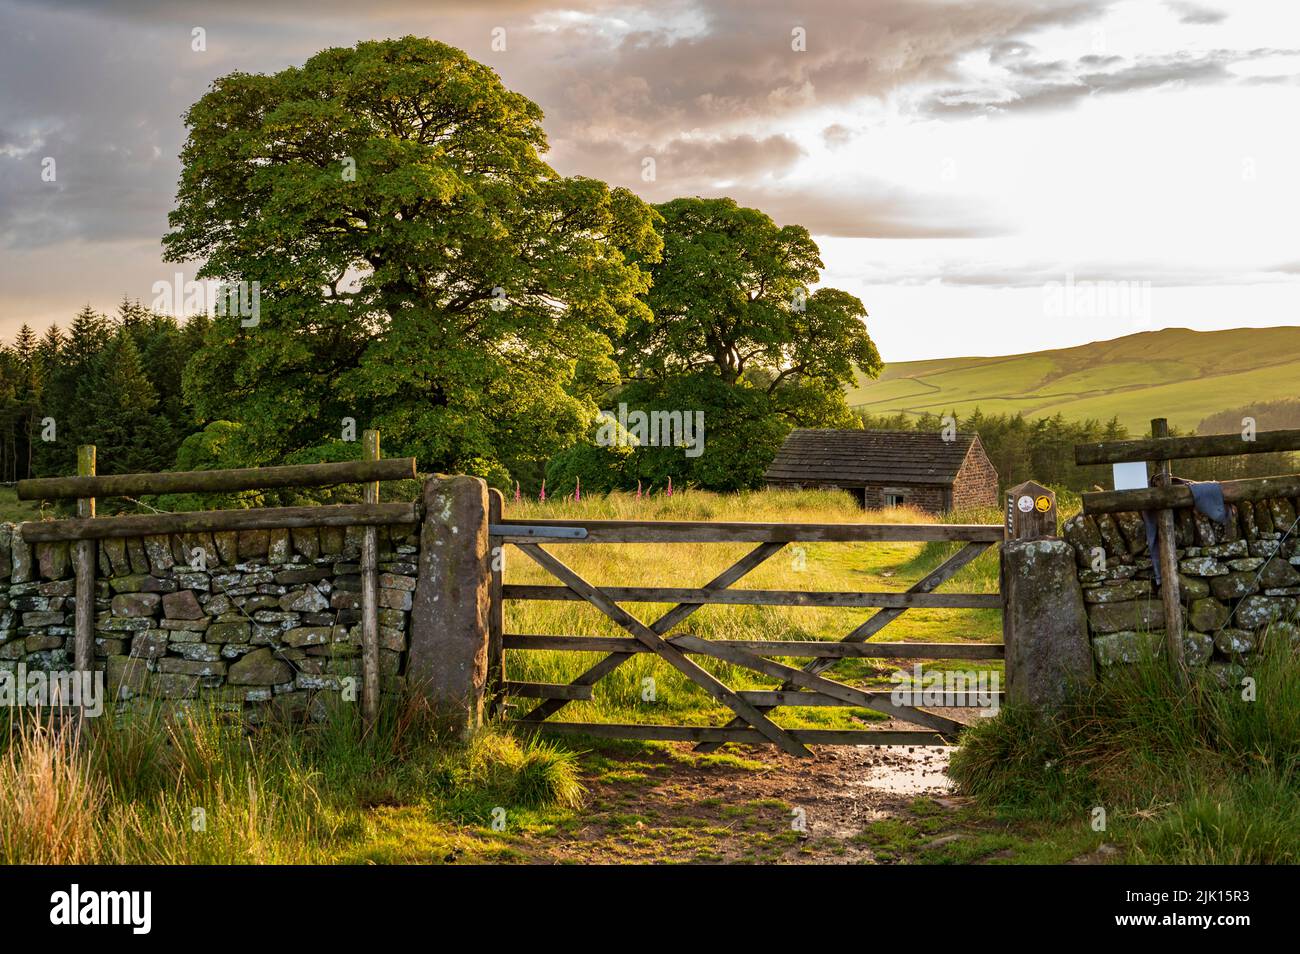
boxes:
[621,196,881,407]
[165,36,662,483]
[554,196,881,491]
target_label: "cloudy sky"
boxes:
[1,0,1298,361]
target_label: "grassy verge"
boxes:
[0,697,584,864]
[950,640,1300,864]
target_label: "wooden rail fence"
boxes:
[16,435,418,723]
[491,518,1004,755]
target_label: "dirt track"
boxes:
[519,740,972,864]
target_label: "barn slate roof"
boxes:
[764,429,980,487]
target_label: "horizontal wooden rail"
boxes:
[736,690,871,708]
[503,585,1000,609]
[20,502,420,542]
[1075,428,1300,466]
[503,634,1006,659]
[489,524,588,540]
[514,722,954,746]
[17,457,417,501]
[492,519,1003,544]
[502,681,593,701]
[1082,472,1300,516]
[669,634,966,734]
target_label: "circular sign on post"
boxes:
[1035,495,1052,513]
[1017,495,1034,513]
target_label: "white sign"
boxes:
[1112,461,1148,491]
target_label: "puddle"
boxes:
[856,746,956,795]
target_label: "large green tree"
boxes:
[621,197,880,401]
[553,197,881,491]
[33,306,108,476]
[164,37,661,483]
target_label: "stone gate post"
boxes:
[1001,483,1095,710]
[408,475,491,738]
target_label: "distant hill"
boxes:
[847,326,1300,433]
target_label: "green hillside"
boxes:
[847,326,1300,432]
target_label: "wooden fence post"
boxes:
[487,488,505,717]
[73,445,96,686]
[360,430,381,726]
[1150,418,1187,679]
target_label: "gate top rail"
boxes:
[16,457,417,501]
[491,519,1002,544]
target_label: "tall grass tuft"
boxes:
[1134,770,1300,865]
[0,689,587,864]
[951,641,1300,862]
[0,717,103,864]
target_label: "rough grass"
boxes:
[0,696,585,865]
[500,488,1004,731]
[0,486,40,524]
[950,638,1300,864]
[0,721,104,864]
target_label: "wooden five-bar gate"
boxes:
[489,511,1006,756]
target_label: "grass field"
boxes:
[847,326,1300,432]
[0,486,39,524]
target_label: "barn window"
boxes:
[884,492,906,508]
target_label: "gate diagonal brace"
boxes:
[672,635,966,736]
[515,543,811,758]
[694,541,991,752]
[516,541,786,723]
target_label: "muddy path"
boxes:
[477,706,1112,865]
[509,740,988,864]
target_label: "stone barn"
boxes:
[763,429,999,514]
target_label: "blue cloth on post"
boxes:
[1143,478,1226,585]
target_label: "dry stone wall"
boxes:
[1062,497,1300,684]
[0,522,419,719]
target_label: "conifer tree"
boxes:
[97,328,163,474]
